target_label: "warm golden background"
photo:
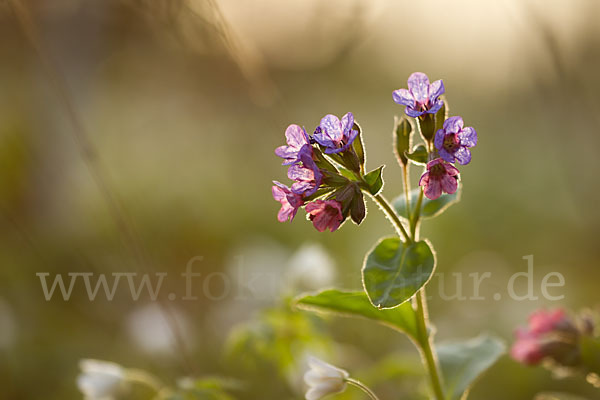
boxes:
[1,0,600,399]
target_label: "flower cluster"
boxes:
[394,72,478,200]
[511,309,594,367]
[272,113,365,232]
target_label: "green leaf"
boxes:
[363,165,385,195]
[295,289,419,341]
[352,122,366,173]
[435,98,448,134]
[362,238,435,309]
[437,335,506,400]
[405,145,428,165]
[392,186,461,220]
[393,116,412,166]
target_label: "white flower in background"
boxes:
[304,356,349,400]
[125,304,192,355]
[287,243,336,291]
[77,359,126,400]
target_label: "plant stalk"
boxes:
[346,378,381,400]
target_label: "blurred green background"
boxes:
[1,0,600,399]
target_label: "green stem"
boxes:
[415,290,445,400]
[410,188,424,238]
[401,165,411,221]
[125,369,164,393]
[369,194,412,244]
[346,378,381,400]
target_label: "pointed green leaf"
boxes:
[405,144,428,165]
[392,186,460,220]
[437,335,506,400]
[362,238,435,309]
[295,289,419,341]
[363,165,385,195]
[352,122,366,173]
[435,98,448,134]
[393,116,413,166]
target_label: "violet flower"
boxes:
[272,181,304,222]
[419,158,459,200]
[288,151,323,197]
[393,72,444,118]
[305,200,343,232]
[313,113,359,154]
[275,124,312,165]
[434,116,477,165]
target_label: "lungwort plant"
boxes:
[271,72,504,400]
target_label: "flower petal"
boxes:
[341,112,354,135]
[424,178,442,200]
[443,116,464,134]
[392,89,414,107]
[407,72,430,103]
[454,147,472,165]
[458,126,477,147]
[438,147,455,163]
[441,175,458,194]
[285,124,309,148]
[319,114,343,142]
[434,129,445,150]
[429,79,445,100]
[405,107,425,118]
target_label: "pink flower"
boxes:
[272,181,304,222]
[418,158,459,200]
[511,308,578,366]
[511,329,544,365]
[529,309,569,335]
[305,200,343,232]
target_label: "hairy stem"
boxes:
[126,369,164,393]
[401,165,411,221]
[369,194,412,244]
[410,188,424,238]
[346,378,381,400]
[415,290,445,400]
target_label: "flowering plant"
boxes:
[269,72,510,400]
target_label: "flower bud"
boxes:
[304,356,349,400]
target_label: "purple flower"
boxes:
[434,116,477,165]
[305,200,343,232]
[275,124,312,165]
[393,72,444,118]
[419,158,459,200]
[272,181,304,222]
[313,112,359,154]
[288,151,323,197]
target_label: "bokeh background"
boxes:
[1,0,600,399]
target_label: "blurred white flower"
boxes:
[287,243,336,291]
[125,304,192,355]
[304,356,349,400]
[77,359,125,400]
